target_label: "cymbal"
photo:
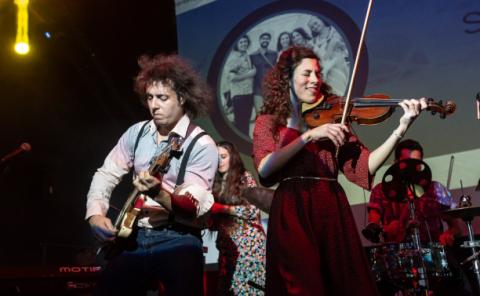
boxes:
[441,206,480,220]
[381,158,432,202]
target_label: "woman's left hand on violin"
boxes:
[398,98,428,127]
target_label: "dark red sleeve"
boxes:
[171,193,198,220]
[252,115,280,187]
[368,183,384,213]
[338,132,374,190]
[252,115,276,171]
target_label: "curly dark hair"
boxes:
[261,46,333,132]
[134,54,212,119]
[394,139,424,160]
[212,141,248,206]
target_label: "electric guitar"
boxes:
[99,137,181,258]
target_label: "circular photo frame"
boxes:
[207,1,369,154]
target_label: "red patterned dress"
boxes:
[253,115,379,296]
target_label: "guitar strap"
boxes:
[175,128,208,187]
[133,120,151,161]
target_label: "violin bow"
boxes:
[339,0,374,127]
[336,0,374,157]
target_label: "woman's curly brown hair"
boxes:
[134,54,212,119]
[260,46,333,132]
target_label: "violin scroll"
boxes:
[426,98,456,119]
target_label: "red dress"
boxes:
[253,115,379,296]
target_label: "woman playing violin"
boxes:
[252,46,427,295]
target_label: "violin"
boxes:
[302,93,456,129]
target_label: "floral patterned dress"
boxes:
[214,171,267,296]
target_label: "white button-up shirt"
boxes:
[86,115,218,228]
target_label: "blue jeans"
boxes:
[96,226,204,296]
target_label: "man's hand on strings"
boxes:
[133,171,162,197]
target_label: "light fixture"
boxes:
[14,0,30,55]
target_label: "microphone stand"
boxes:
[457,193,480,294]
[0,159,12,180]
[462,216,480,294]
[406,182,430,295]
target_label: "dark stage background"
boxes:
[0,0,178,267]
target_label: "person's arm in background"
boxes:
[439,216,462,246]
[230,67,256,82]
[366,184,405,243]
[210,172,260,220]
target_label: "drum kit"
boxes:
[364,158,480,295]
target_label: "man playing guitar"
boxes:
[86,54,218,295]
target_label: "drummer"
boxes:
[367,139,461,245]
[366,139,473,295]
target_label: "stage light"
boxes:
[14,42,29,54]
[14,0,30,55]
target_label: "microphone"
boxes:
[0,142,32,163]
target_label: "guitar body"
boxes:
[116,195,145,239]
[97,194,145,261]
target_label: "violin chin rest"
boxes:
[301,95,325,115]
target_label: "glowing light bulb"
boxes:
[14,0,30,55]
[14,42,30,54]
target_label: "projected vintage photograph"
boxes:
[213,11,354,149]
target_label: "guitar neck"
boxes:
[114,187,140,229]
